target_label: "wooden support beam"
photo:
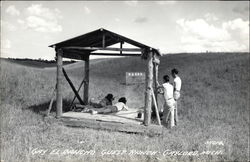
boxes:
[61,53,142,61]
[56,49,63,118]
[120,42,123,54]
[152,90,161,126]
[153,53,160,65]
[62,68,85,105]
[47,85,56,116]
[84,55,90,104]
[102,34,105,48]
[69,78,86,110]
[62,49,89,60]
[144,50,153,126]
[153,52,160,113]
[90,53,141,56]
[63,47,142,52]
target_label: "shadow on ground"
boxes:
[28,100,72,115]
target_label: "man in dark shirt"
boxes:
[90,93,114,108]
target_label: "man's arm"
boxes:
[99,98,107,107]
[123,104,129,111]
[156,81,161,87]
[157,84,164,94]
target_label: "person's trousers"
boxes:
[174,91,181,124]
[162,98,176,128]
[95,106,118,114]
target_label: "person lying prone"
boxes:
[90,97,129,114]
[89,93,115,108]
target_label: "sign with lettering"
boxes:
[126,72,145,85]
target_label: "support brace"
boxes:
[62,68,85,105]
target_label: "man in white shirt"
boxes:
[158,75,176,128]
[171,68,182,125]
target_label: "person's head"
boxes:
[163,75,170,83]
[118,97,127,104]
[106,94,114,101]
[171,68,179,78]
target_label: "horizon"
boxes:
[2,51,249,61]
[1,1,249,60]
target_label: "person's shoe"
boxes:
[90,110,98,115]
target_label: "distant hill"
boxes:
[0,57,76,68]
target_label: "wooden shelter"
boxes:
[49,28,161,129]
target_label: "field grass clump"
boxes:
[0,52,249,162]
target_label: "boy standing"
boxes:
[171,68,182,125]
[158,75,176,128]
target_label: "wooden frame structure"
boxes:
[49,28,161,127]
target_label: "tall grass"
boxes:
[0,52,249,161]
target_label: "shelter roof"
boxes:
[49,28,161,58]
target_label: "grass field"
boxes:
[0,52,249,162]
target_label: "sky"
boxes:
[1,1,249,60]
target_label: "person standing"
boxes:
[171,68,182,125]
[157,75,176,128]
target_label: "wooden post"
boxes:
[151,90,161,126]
[47,85,56,116]
[120,42,123,54]
[153,53,160,112]
[84,55,90,104]
[144,50,153,126]
[102,34,105,48]
[56,49,63,118]
[62,68,85,105]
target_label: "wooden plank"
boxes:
[47,85,56,116]
[120,42,123,54]
[153,53,160,65]
[102,33,105,48]
[90,53,141,56]
[60,117,162,136]
[62,110,141,125]
[62,51,89,60]
[63,47,142,52]
[144,50,153,126]
[56,49,63,118]
[62,52,141,60]
[84,56,90,104]
[151,90,161,126]
[62,68,85,105]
